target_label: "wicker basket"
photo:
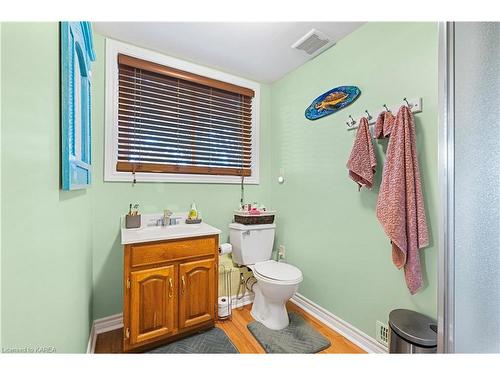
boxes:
[233,210,275,225]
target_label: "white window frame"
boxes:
[104,38,260,184]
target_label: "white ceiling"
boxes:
[93,22,364,83]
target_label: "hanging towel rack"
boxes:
[346,97,422,130]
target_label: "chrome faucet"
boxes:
[162,209,173,226]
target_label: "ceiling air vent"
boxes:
[291,28,335,56]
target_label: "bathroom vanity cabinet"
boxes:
[122,235,218,352]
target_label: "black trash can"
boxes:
[389,309,437,353]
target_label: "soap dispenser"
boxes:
[188,202,198,220]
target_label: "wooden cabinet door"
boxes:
[130,265,176,345]
[179,258,215,329]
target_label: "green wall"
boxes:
[1,23,93,353]
[269,22,439,339]
[90,34,272,319]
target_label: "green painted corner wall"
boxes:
[90,33,273,319]
[269,22,439,340]
[0,23,93,352]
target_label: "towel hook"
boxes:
[383,104,391,112]
[403,97,413,108]
[348,115,356,126]
[365,110,373,120]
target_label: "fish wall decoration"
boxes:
[305,85,361,121]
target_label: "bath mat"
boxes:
[147,327,239,354]
[247,312,331,353]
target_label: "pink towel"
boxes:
[376,105,429,294]
[346,117,377,190]
[374,111,395,139]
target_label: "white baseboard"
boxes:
[87,313,124,354]
[86,294,254,353]
[229,292,254,309]
[86,324,95,354]
[87,293,384,353]
[290,293,388,353]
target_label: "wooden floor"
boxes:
[94,302,365,354]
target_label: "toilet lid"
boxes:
[254,260,302,282]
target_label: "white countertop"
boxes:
[121,213,222,245]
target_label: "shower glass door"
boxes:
[441,22,500,353]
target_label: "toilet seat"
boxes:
[253,260,303,285]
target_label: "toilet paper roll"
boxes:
[218,243,232,255]
[218,296,231,318]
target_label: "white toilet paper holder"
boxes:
[218,264,233,320]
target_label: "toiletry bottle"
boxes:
[188,202,198,220]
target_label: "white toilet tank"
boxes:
[229,223,276,265]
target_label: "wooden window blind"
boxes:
[116,54,254,177]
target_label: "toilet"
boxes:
[229,222,303,330]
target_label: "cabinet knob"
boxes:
[168,277,173,298]
[181,276,186,295]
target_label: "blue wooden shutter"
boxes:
[61,22,96,190]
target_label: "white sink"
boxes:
[121,213,221,245]
[143,223,200,231]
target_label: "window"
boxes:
[105,40,260,184]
